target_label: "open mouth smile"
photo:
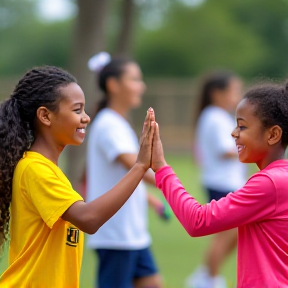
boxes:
[237,145,245,153]
[76,128,86,133]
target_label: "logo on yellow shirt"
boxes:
[66,227,80,247]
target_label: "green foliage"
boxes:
[134,0,288,80]
[1,0,288,81]
[0,0,74,76]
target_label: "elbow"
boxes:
[186,227,209,238]
[76,215,102,235]
[185,226,204,238]
[187,230,199,237]
[84,226,99,235]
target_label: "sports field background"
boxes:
[0,154,257,288]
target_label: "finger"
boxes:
[149,107,155,122]
[154,121,160,141]
[140,109,151,144]
[147,120,156,142]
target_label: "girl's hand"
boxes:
[136,108,156,171]
[151,118,167,172]
[148,193,172,221]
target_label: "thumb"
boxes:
[154,122,160,141]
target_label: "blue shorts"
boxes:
[205,187,231,202]
[95,247,158,288]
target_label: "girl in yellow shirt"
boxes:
[0,66,155,288]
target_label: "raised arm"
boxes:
[62,108,156,234]
[151,117,276,237]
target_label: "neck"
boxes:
[257,147,285,170]
[30,135,64,165]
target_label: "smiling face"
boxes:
[231,98,272,168]
[49,82,90,147]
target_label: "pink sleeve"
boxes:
[155,166,276,237]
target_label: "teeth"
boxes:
[237,145,245,152]
[77,128,85,133]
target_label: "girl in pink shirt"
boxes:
[150,81,288,288]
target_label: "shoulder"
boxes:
[246,169,277,195]
[198,107,222,125]
[92,109,129,132]
[20,159,58,181]
[258,160,288,185]
[16,153,64,182]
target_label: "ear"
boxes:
[106,77,120,94]
[267,125,282,145]
[36,106,52,127]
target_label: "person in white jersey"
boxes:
[85,52,163,288]
[186,70,247,288]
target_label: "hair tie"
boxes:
[87,52,111,73]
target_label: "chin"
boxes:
[239,157,253,164]
[71,138,85,146]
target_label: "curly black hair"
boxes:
[244,81,288,147]
[0,66,76,252]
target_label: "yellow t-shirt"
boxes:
[0,151,84,288]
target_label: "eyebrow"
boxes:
[71,102,84,107]
[236,117,246,121]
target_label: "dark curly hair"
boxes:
[244,81,288,147]
[0,66,76,252]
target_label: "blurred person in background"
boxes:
[85,52,165,288]
[186,70,247,288]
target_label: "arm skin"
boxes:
[117,153,156,185]
[62,163,147,234]
[62,108,156,234]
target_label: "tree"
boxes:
[65,0,111,188]
[115,0,135,56]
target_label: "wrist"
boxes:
[133,162,148,174]
[153,161,167,172]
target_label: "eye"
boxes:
[73,109,81,114]
[239,126,246,131]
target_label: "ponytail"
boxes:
[95,98,108,115]
[0,98,32,252]
[0,65,76,253]
[194,70,236,123]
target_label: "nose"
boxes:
[231,127,239,139]
[82,112,90,124]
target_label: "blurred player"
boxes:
[85,52,164,288]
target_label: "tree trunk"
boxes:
[115,0,135,56]
[65,0,110,189]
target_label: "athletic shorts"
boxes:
[95,247,158,288]
[205,187,231,202]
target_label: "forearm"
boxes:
[155,166,235,237]
[63,163,146,234]
[117,153,155,185]
[156,165,278,237]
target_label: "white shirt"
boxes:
[195,106,246,192]
[86,108,151,249]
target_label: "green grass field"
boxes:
[0,154,257,288]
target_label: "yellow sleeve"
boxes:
[22,161,83,228]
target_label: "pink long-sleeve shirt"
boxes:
[156,160,288,288]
